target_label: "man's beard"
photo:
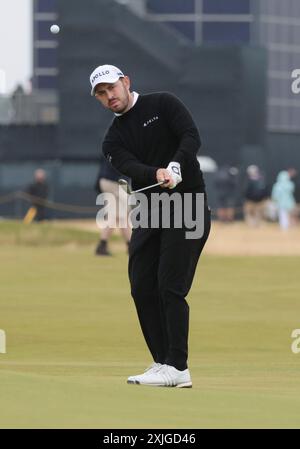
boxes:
[112,88,130,114]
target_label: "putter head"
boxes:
[118,179,132,194]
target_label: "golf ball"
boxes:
[50,24,60,34]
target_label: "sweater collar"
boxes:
[114,91,139,116]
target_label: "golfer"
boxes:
[90,64,211,387]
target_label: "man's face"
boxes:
[94,77,131,113]
[35,170,46,182]
[288,168,297,179]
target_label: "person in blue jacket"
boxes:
[272,169,297,230]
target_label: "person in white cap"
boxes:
[90,64,211,388]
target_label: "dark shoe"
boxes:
[95,240,112,256]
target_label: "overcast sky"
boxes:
[0,0,32,94]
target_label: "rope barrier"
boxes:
[0,190,231,216]
[0,190,99,214]
[1,190,295,219]
[0,192,19,205]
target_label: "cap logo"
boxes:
[92,70,110,84]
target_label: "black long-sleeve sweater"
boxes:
[102,92,205,193]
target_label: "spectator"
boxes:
[11,84,25,121]
[214,165,238,222]
[243,165,268,227]
[271,170,297,230]
[95,156,131,256]
[27,169,49,221]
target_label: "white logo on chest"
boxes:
[143,116,159,127]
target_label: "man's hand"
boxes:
[156,162,182,189]
[156,168,172,188]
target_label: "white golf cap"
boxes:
[90,64,124,96]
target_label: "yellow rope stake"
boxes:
[23,206,37,224]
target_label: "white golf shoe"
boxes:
[127,362,162,384]
[127,364,192,388]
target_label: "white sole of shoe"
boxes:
[176,382,192,388]
[127,380,192,388]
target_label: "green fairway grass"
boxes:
[0,223,300,428]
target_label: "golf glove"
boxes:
[166,162,182,189]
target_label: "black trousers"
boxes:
[128,200,211,371]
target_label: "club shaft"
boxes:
[132,181,165,194]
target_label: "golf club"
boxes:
[119,179,168,194]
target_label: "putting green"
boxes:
[0,232,300,428]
